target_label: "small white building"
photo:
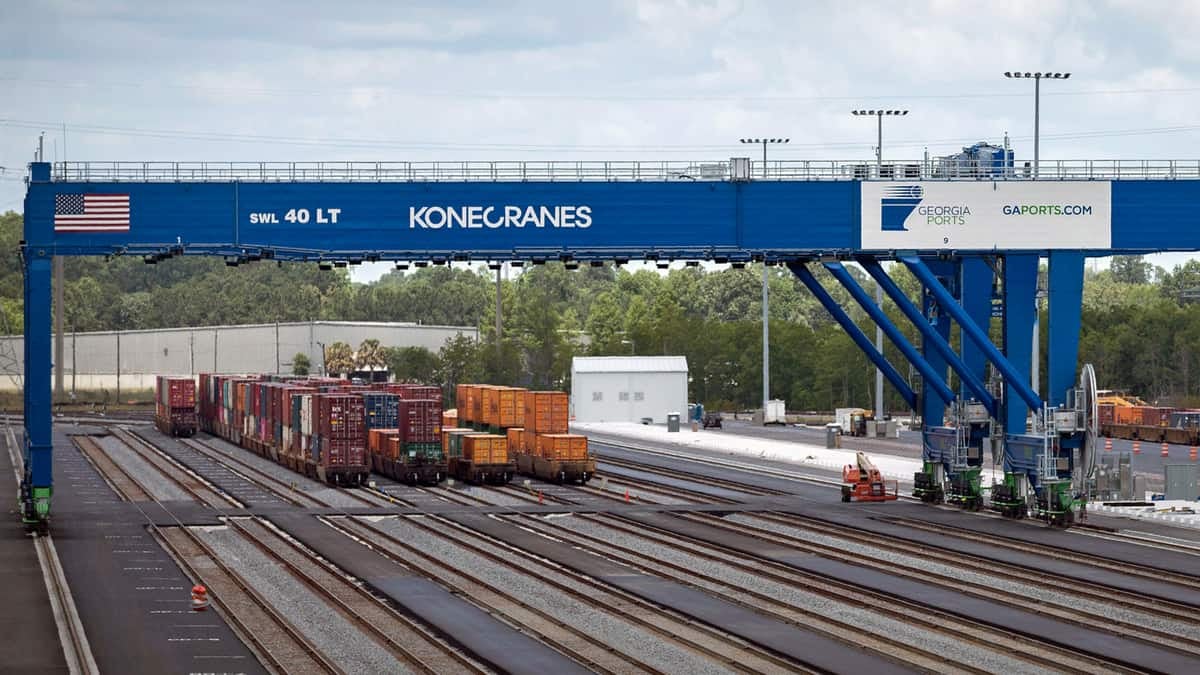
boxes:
[570,356,689,424]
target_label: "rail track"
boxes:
[888,516,1200,591]
[227,517,487,674]
[109,427,240,508]
[178,436,393,509]
[689,511,1200,657]
[336,514,804,674]
[506,512,1118,674]
[156,526,339,674]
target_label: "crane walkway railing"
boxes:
[45,159,1200,183]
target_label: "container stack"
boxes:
[155,375,197,437]
[313,394,367,476]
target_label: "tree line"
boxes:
[4,211,1200,410]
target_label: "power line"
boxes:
[0,117,1197,155]
[5,75,1200,102]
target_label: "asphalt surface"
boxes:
[719,418,1198,490]
[47,427,266,674]
[0,430,69,674]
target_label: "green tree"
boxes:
[1110,255,1153,285]
[292,353,311,376]
[324,342,355,376]
[437,334,484,404]
[355,338,387,370]
[385,346,440,383]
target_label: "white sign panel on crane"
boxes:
[860,181,1112,249]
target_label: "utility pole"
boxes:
[852,109,908,421]
[54,257,64,401]
[739,138,789,179]
[1004,71,1070,178]
[495,263,503,345]
[851,109,908,177]
[762,263,770,415]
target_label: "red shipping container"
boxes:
[316,394,367,440]
[391,384,444,406]
[317,436,366,468]
[397,399,441,444]
[156,376,196,408]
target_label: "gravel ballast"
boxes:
[549,514,1044,674]
[95,434,193,502]
[201,436,366,507]
[729,513,1200,637]
[196,524,410,674]
[369,516,736,675]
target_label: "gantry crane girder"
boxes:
[19,158,1200,527]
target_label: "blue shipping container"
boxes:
[363,393,400,429]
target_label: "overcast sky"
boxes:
[3,0,1199,281]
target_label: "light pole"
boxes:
[1004,71,1070,178]
[739,138,789,178]
[852,110,907,424]
[851,109,908,177]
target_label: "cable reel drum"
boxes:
[1077,363,1099,495]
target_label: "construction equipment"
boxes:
[841,451,899,502]
[834,407,873,437]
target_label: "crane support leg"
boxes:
[1001,254,1041,432]
[1048,252,1085,408]
[902,256,1044,416]
[22,253,53,531]
[788,262,917,410]
[857,257,995,416]
[959,257,996,399]
[822,262,955,406]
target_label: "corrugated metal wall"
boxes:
[570,370,688,424]
[0,321,477,391]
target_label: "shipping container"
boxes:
[397,399,441,444]
[363,392,400,429]
[155,376,197,436]
[506,427,526,458]
[463,434,507,464]
[443,409,458,430]
[524,391,570,434]
[446,429,482,460]
[535,433,589,461]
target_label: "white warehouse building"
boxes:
[570,356,688,424]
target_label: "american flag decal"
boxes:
[54,194,130,232]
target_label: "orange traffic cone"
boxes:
[624,488,630,503]
[1133,441,1141,455]
[1190,447,1198,462]
[1161,443,1170,458]
[1104,438,1113,453]
[191,584,209,612]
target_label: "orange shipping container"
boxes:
[455,385,469,421]
[479,385,499,426]
[513,389,527,427]
[495,387,515,428]
[536,433,589,460]
[369,428,399,454]
[467,385,483,424]
[384,435,402,460]
[524,391,569,434]
[506,427,525,458]
[568,434,588,460]
[463,434,508,465]
[442,409,458,429]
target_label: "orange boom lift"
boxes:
[841,451,899,502]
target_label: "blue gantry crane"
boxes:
[18,156,1200,530]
